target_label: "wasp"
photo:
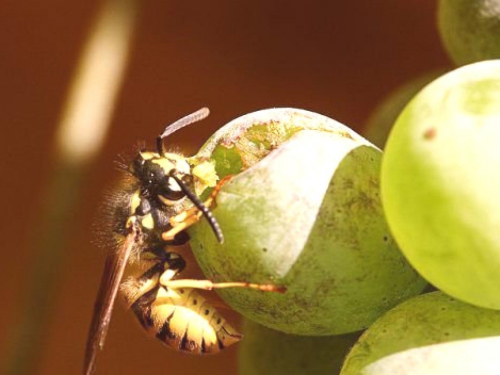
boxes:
[83,108,283,375]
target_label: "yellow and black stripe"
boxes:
[129,283,242,354]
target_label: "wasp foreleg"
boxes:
[172,175,233,223]
[162,175,233,242]
[161,215,201,242]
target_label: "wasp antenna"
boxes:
[156,136,166,156]
[169,171,224,243]
[157,108,210,155]
[160,108,210,140]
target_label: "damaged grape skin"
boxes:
[189,108,426,336]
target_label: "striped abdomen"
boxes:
[124,277,242,354]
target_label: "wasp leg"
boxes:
[173,175,233,223]
[159,274,286,294]
[164,175,233,239]
[121,251,185,305]
[157,250,285,293]
[162,215,200,242]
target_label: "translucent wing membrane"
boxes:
[83,230,137,375]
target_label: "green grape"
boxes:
[238,319,360,375]
[381,60,500,309]
[189,108,426,335]
[438,0,500,66]
[340,292,500,375]
[364,70,445,149]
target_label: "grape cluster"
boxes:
[188,2,500,374]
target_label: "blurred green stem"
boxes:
[2,0,139,373]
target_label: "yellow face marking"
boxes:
[141,213,154,230]
[163,153,192,174]
[152,158,175,174]
[167,177,182,192]
[139,151,159,160]
[129,190,141,215]
[163,152,185,162]
[175,160,191,175]
[158,195,185,206]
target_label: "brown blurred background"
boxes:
[1,1,450,374]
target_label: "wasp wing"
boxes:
[83,232,136,375]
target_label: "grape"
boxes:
[340,292,500,375]
[238,319,360,375]
[363,70,444,149]
[438,0,500,66]
[189,108,426,335]
[381,60,500,309]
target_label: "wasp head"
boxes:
[130,151,194,202]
